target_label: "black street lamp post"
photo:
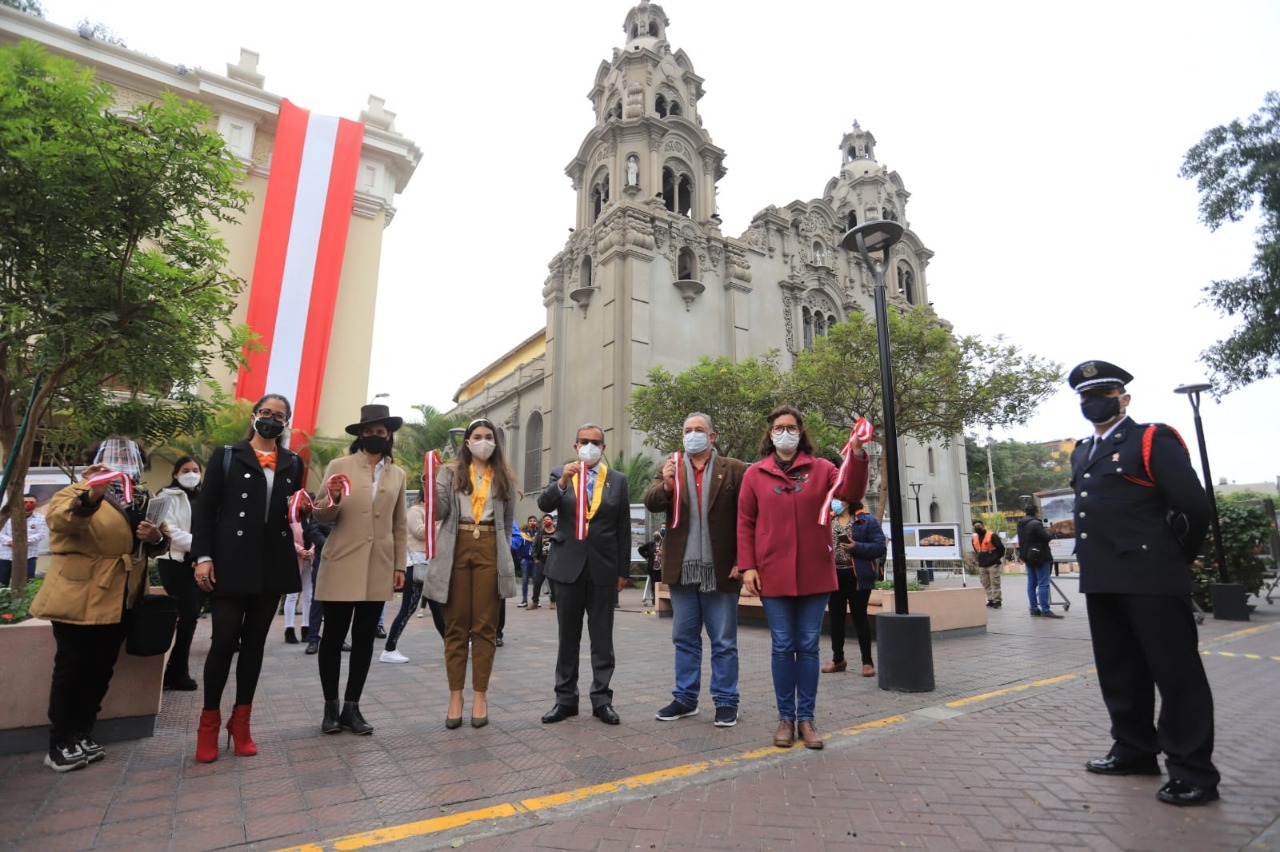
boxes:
[908,481,923,523]
[841,220,935,692]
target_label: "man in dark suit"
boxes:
[1069,360,1219,806]
[537,423,631,724]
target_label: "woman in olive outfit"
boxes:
[190,394,304,763]
[30,437,169,772]
[312,404,408,736]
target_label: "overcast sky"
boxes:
[40,0,1280,485]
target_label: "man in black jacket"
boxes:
[1017,506,1062,618]
[1068,360,1218,807]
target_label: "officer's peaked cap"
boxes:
[1068,360,1134,393]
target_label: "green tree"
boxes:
[394,404,470,484]
[787,307,1063,515]
[629,353,787,462]
[0,42,251,592]
[609,451,657,503]
[1180,91,1280,394]
[964,436,1071,512]
[1192,491,1276,603]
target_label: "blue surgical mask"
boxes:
[830,500,845,515]
[682,431,709,455]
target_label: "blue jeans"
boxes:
[760,593,828,721]
[520,558,534,602]
[1027,562,1052,612]
[669,584,740,709]
[0,557,37,586]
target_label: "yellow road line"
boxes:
[1201,650,1280,662]
[944,673,1079,708]
[275,804,520,852]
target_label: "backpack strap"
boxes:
[222,445,234,479]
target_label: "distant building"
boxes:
[448,1,968,525]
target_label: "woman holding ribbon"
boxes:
[190,394,304,763]
[30,437,169,771]
[737,405,870,750]
[312,404,408,736]
[422,419,519,729]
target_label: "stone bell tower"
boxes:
[541,1,751,457]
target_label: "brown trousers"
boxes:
[442,529,501,691]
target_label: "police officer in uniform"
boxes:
[1069,360,1219,806]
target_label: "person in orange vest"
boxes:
[971,521,1006,608]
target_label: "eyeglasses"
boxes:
[255,410,288,423]
[577,438,603,447]
[770,425,800,436]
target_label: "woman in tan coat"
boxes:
[312,404,408,735]
[30,438,168,772]
[422,418,518,728]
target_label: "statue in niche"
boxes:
[626,154,639,187]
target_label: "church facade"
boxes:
[452,1,969,528]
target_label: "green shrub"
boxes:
[0,577,44,625]
[875,579,927,592]
[1192,493,1275,605]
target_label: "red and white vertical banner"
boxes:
[235,99,365,443]
[669,451,683,529]
[424,451,441,561]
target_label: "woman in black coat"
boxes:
[189,393,304,763]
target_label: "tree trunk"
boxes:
[2,383,56,595]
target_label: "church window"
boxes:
[677,247,697,281]
[609,100,622,120]
[655,94,668,118]
[927,447,935,475]
[929,501,941,523]
[524,411,543,494]
[813,312,826,338]
[847,211,858,231]
[677,174,693,216]
[827,313,837,331]
[897,263,915,304]
[847,146,857,161]
[669,100,682,117]
[630,24,638,39]
[580,256,592,288]
[662,166,694,216]
[802,307,814,350]
[648,21,659,37]
[812,240,826,266]
[592,171,610,222]
[662,167,675,211]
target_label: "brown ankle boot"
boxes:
[798,720,824,750]
[773,719,795,748]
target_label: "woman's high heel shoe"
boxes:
[445,716,463,729]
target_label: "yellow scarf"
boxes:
[469,464,492,522]
[571,461,608,534]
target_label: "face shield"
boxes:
[94,438,145,484]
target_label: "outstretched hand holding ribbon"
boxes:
[819,417,873,527]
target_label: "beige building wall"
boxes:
[0,8,421,441]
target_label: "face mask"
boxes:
[23,502,36,514]
[361,435,390,456]
[682,431,710,455]
[254,417,285,440]
[1080,395,1122,425]
[771,430,800,453]
[577,443,603,465]
[469,439,495,461]
[830,500,845,515]
[178,472,201,490]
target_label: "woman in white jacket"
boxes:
[156,456,204,690]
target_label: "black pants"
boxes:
[551,572,616,709]
[532,561,555,604]
[320,601,381,702]
[203,594,278,710]
[384,565,424,652]
[308,558,325,638]
[48,621,125,744]
[1085,593,1219,789]
[827,570,873,666]
[157,558,205,679]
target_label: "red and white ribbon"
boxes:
[423,451,441,561]
[86,471,132,504]
[575,466,589,541]
[819,418,874,527]
[669,451,682,530]
[287,489,313,524]
[317,473,351,509]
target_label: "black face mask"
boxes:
[254,417,285,440]
[1080,396,1122,425]
[361,435,390,456]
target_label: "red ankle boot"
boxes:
[196,709,221,763]
[226,704,257,756]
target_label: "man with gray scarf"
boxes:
[643,413,748,728]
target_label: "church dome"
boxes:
[843,158,884,179]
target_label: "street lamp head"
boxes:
[840,220,904,256]
[1174,381,1212,396]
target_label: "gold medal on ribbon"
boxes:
[473,527,480,540]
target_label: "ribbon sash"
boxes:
[573,462,607,540]
[819,417,874,527]
[669,451,682,529]
[424,451,441,560]
[86,471,132,504]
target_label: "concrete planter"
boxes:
[0,617,167,755]
[870,585,987,635]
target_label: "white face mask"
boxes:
[682,431,710,455]
[178,472,202,490]
[469,439,495,461]
[771,431,801,453]
[577,443,603,465]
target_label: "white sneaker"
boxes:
[379,649,409,664]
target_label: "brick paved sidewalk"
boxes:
[1,578,1278,851]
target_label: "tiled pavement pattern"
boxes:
[1,575,1278,851]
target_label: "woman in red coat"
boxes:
[738,405,869,750]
